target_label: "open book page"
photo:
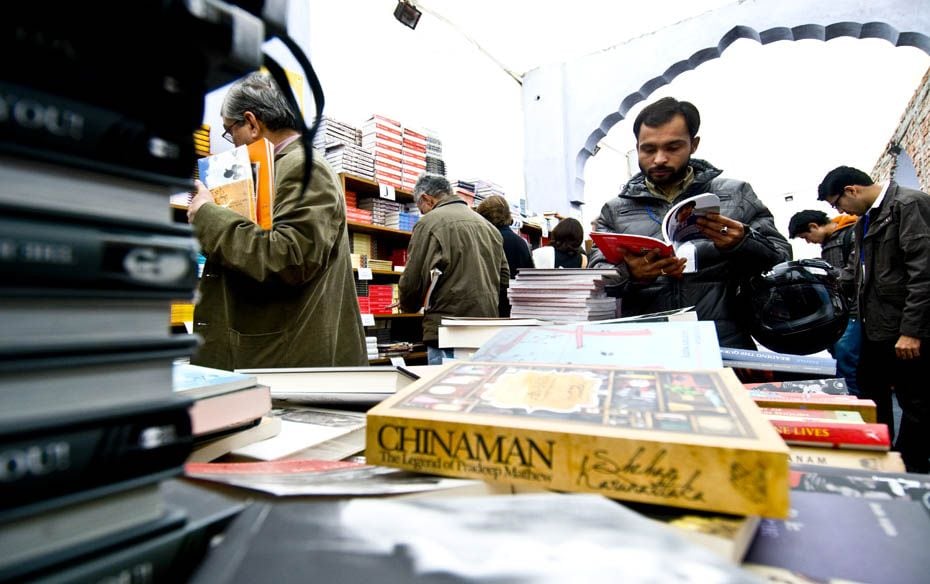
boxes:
[421,267,443,312]
[197,145,256,222]
[661,193,720,247]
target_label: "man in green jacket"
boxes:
[399,174,509,364]
[188,72,367,369]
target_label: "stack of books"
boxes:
[324,143,375,180]
[425,132,446,176]
[361,114,405,191]
[311,116,362,150]
[400,126,428,191]
[507,268,620,321]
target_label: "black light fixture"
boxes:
[394,0,422,30]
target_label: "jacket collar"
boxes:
[619,158,723,200]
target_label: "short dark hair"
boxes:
[550,217,584,255]
[788,210,830,238]
[476,195,512,228]
[817,166,874,201]
[633,97,701,140]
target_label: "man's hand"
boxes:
[696,212,745,250]
[187,179,215,223]
[896,335,921,360]
[624,249,687,281]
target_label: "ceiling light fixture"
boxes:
[393,1,422,30]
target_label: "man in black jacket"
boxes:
[818,165,930,473]
[590,97,791,349]
[788,209,860,395]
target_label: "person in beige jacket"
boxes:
[188,72,366,369]
[399,174,509,364]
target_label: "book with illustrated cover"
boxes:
[788,464,930,511]
[197,145,255,222]
[187,493,759,584]
[367,361,790,518]
[590,192,720,263]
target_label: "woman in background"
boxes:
[476,195,534,316]
[533,217,588,269]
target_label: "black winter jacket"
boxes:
[855,182,930,342]
[590,159,791,348]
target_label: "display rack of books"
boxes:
[341,172,427,365]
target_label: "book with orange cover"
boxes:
[247,138,275,229]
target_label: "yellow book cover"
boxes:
[247,138,275,229]
[198,145,256,222]
[366,362,790,518]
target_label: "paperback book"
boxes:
[197,145,256,222]
[590,193,720,263]
[769,419,890,450]
[234,365,419,406]
[788,446,906,473]
[743,377,849,396]
[367,361,790,517]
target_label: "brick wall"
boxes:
[873,66,930,191]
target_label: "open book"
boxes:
[590,192,720,263]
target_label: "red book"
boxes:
[770,419,891,450]
[590,232,674,263]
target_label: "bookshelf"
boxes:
[341,173,426,365]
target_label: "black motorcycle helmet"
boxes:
[745,259,849,355]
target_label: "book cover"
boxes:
[769,419,890,450]
[744,490,930,584]
[186,384,271,437]
[247,138,275,229]
[0,214,199,294]
[744,377,849,396]
[367,362,791,518]
[197,145,256,222]
[173,362,258,399]
[234,365,419,406]
[188,493,758,583]
[590,193,720,264]
[747,391,877,423]
[0,397,192,516]
[469,321,723,369]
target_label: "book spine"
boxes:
[723,359,836,375]
[0,399,192,513]
[720,348,835,368]
[770,420,890,450]
[0,215,198,293]
[749,393,877,423]
[366,414,790,518]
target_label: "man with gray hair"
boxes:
[399,174,509,364]
[188,71,367,368]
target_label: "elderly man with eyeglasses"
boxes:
[187,72,367,370]
[817,165,930,473]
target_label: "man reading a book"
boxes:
[398,174,509,364]
[187,72,367,369]
[817,165,930,473]
[589,97,791,349]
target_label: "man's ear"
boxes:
[808,222,820,233]
[242,111,262,141]
[690,135,700,154]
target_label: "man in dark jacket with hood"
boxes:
[818,165,930,473]
[590,97,791,349]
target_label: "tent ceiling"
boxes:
[418,0,738,77]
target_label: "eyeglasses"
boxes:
[824,192,845,210]
[221,120,243,144]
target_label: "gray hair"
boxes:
[221,71,298,131]
[413,173,453,202]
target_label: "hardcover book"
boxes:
[744,377,849,395]
[789,464,930,511]
[366,362,791,518]
[234,365,419,406]
[747,391,877,423]
[590,193,720,264]
[247,137,275,229]
[721,347,837,376]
